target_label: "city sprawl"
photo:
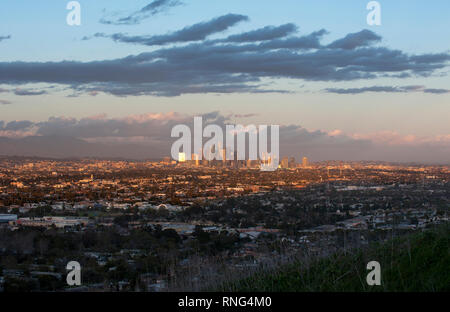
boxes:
[0,157,448,291]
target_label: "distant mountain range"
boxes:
[0,136,167,160]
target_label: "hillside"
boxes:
[220,223,449,292]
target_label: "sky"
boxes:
[0,0,449,162]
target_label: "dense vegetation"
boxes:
[220,223,449,291]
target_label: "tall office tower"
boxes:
[192,153,199,166]
[289,157,296,168]
[261,151,268,165]
[281,157,289,168]
[178,152,186,162]
[222,148,226,167]
[204,146,212,166]
[199,147,208,167]
[230,151,237,169]
[302,156,308,167]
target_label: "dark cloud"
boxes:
[0,100,11,105]
[31,112,232,140]
[100,0,183,25]
[234,113,259,118]
[73,82,288,97]
[423,88,450,94]
[94,14,249,46]
[13,89,47,96]
[223,23,298,42]
[0,35,11,42]
[1,26,449,96]
[324,85,449,94]
[257,29,327,50]
[327,29,381,50]
[3,120,34,131]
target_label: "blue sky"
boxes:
[0,1,449,162]
[1,0,449,62]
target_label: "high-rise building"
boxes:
[302,156,308,167]
[289,157,296,168]
[178,152,186,162]
[222,148,226,167]
[281,157,289,169]
[194,154,200,166]
[191,153,200,166]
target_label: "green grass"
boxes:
[220,223,449,292]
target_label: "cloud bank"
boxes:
[1,24,449,97]
[93,13,249,46]
[100,0,183,25]
[0,112,448,163]
[1,11,449,98]
[325,85,450,94]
